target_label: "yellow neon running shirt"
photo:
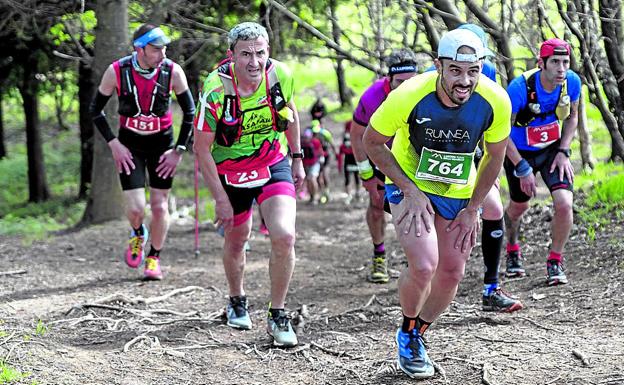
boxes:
[369,71,511,199]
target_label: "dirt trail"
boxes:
[1,119,623,385]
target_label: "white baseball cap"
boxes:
[437,29,485,62]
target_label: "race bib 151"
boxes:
[125,115,161,134]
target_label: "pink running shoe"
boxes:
[125,225,148,268]
[143,256,163,280]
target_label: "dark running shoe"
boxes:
[505,250,526,278]
[546,259,568,286]
[395,328,434,379]
[483,288,524,312]
[226,296,252,330]
[267,309,298,347]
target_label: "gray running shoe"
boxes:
[395,328,434,379]
[267,310,298,347]
[546,260,568,286]
[483,288,524,312]
[226,296,252,330]
[505,250,526,277]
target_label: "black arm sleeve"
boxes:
[175,89,196,148]
[90,91,116,143]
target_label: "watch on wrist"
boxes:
[557,148,571,158]
[175,145,187,154]
[291,152,304,159]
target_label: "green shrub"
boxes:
[0,362,29,383]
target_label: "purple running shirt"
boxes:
[353,77,391,127]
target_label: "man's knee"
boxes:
[271,231,296,253]
[553,194,573,217]
[405,258,436,284]
[482,195,504,220]
[369,203,385,221]
[507,200,529,218]
[151,199,169,220]
[126,205,144,219]
[225,234,250,254]
[435,263,465,286]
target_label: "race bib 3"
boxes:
[526,121,561,148]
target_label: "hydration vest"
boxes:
[215,59,289,147]
[515,68,570,126]
[301,139,316,160]
[117,55,173,118]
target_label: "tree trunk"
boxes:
[78,60,95,199]
[19,52,50,202]
[367,0,385,70]
[419,8,440,53]
[0,95,6,159]
[329,0,352,109]
[81,0,128,224]
[431,0,461,28]
[557,0,624,161]
[568,46,595,170]
[599,0,624,138]
[576,91,595,170]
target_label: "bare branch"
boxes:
[265,0,380,73]
[411,0,462,24]
[169,10,228,35]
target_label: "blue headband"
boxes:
[133,27,169,48]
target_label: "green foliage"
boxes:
[575,162,624,194]
[128,3,146,25]
[35,320,48,337]
[0,362,29,383]
[576,162,624,243]
[49,10,97,48]
[585,170,624,206]
[0,130,84,240]
[289,58,374,118]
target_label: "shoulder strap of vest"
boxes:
[266,59,286,111]
[522,68,568,105]
[118,55,133,68]
[217,60,236,96]
[118,55,134,96]
[522,68,541,106]
[156,58,174,92]
[215,59,287,130]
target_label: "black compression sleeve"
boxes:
[175,89,196,148]
[90,91,116,143]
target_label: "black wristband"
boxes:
[90,91,115,142]
[175,89,196,148]
[291,152,304,159]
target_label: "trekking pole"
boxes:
[194,154,201,257]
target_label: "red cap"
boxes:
[540,38,571,59]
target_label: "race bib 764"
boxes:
[416,147,473,185]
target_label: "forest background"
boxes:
[0,0,623,238]
[1,1,624,384]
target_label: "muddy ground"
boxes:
[1,119,623,385]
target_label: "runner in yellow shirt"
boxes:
[363,29,511,378]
